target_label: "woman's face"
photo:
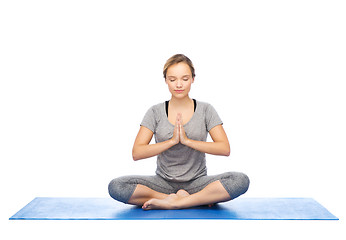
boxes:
[165,62,194,99]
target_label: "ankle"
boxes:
[176,189,190,197]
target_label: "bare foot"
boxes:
[142,190,190,210]
[143,193,185,210]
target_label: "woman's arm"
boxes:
[132,115,180,161]
[132,126,173,161]
[132,114,230,160]
[180,124,230,156]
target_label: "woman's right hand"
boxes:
[171,113,181,145]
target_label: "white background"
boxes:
[1,0,345,239]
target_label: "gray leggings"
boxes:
[108,172,250,204]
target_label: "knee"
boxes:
[108,178,122,201]
[108,177,134,204]
[237,172,250,195]
[221,172,250,199]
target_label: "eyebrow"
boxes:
[167,75,191,78]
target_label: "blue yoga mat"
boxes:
[9,197,338,220]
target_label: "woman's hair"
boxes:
[163,54,195,79]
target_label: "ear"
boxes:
[192,77,195,83]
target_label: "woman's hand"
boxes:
[171,113,189,146]
[171,113,181,145]
[178,114,189,145]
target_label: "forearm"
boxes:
[132,139,176,161]
[184,139,230,156]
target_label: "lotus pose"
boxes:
[108,54,249,210]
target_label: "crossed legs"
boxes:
[128,180,231,210]
[108,172,249,210]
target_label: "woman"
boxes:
[108,54,249,210]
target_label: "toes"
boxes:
[142,200,152,210]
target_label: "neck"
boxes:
[169,95,192,107]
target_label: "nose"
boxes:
[176,80,183,88]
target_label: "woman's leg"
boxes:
[108,175,174,206]
[142,172,250,210]
[127,184,169,206]
[142,180,230,210]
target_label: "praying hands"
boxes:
[171,113,189,146]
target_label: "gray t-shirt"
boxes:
[140,100,223,182]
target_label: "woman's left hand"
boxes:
[177,113,189,145]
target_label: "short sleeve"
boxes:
[205,104,223,132]
[140,106,157,133]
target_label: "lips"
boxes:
[174,90,184,93]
